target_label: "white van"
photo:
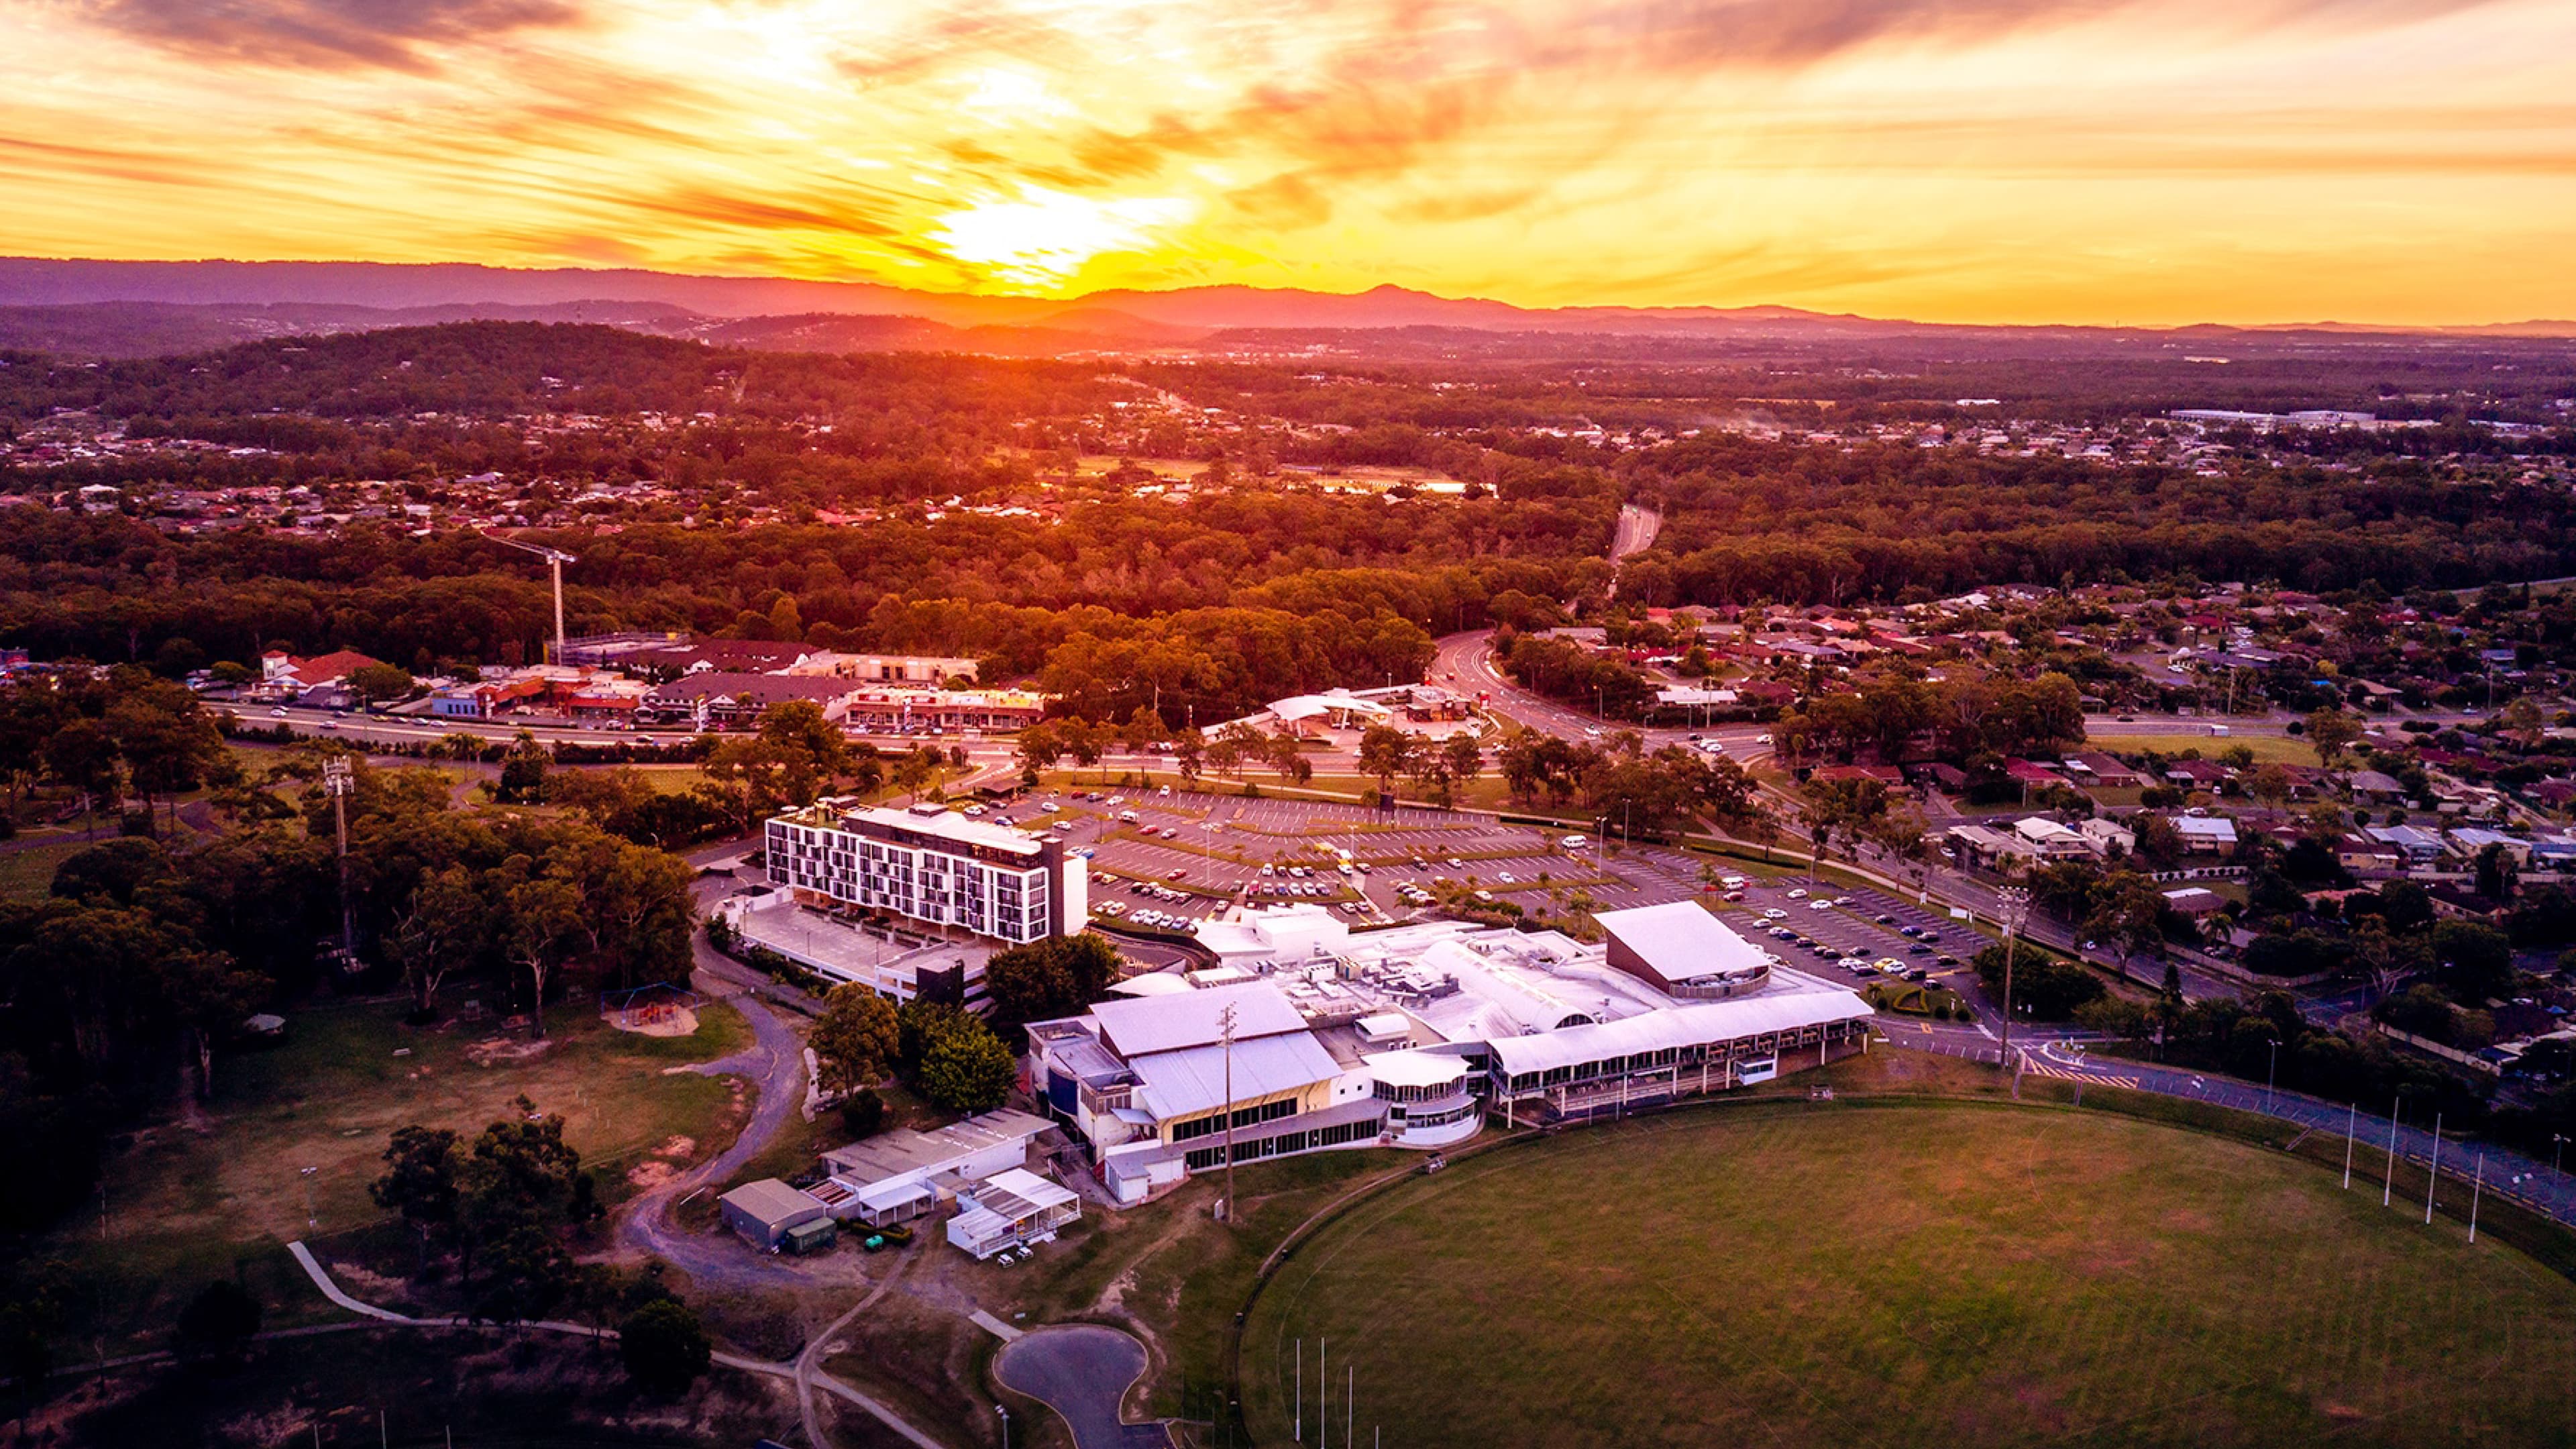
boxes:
[1560,835,1589,850]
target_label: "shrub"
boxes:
[620,1299,712,1397]
[839,1089,885,1138]
[174,1281,260,1364]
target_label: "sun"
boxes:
[926,186,1195,292]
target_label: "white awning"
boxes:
[1487,991,1872,1079]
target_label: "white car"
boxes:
[962,804,986,816]
[1809,899,1835,912]
[1497,871,1515,883]
[268,706,288,718]
[1560,835,1588,849]
[1720,876,1747,890]
[1786,889,1808,900]
[1762,908,1789,920]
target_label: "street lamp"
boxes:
[299,1166,319,1228]
[1995,887,2031,1073]
[997,1404,1010,1449]
[2265,1038,2278,1114]
[2555,1133,2569,1177]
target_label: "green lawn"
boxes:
[24,995,752,1355]
[2090,732,2323,767]
[1243,1102,2576,1448]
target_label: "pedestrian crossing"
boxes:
[2020,1060,2141,1090]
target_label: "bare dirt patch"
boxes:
[465,1036,557,1067]
[627,1160,678,1189]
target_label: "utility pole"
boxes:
[1996,887,2031,1076]
[323,757,355,959]
[1219,1003,1239,1226]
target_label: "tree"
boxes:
[1356,724,1421,795]
[1015,720,1063,787]
[915,1013,1016,1113]
[500,871,582,1037]
[983,932,1122,1027]
[2473,841,2519,902]
[2304,707,2363,771]
[453,1096,595,1315]
[388,865,486,1019]
[174,1280,261,1364]
[620,1298,712,1397]
[1441,733,1484,792]
[2082,870,2170,983]
[346,662,417,707]
[1171,728,1205,786]
[372,1124,462,1270]
[2430,919,2514,1002]
[811,984,900,1095]
[496,733,551,804]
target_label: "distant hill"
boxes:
[1,257,2571,360]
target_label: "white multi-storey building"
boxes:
[765,802,1087,945]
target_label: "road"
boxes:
[614,860,820,1291]
[2024,1038,2576,1231]
[1605,504,1662,599]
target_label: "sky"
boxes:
[3,0,2573,325]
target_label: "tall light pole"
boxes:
[1995,887,2031,1073]
[997,1403,1010,1449]
[2264,1038,2278,1114]
[2554,1133,2568,1177]
[299,1165,319,1228]
[323,757,355,959]
[1219,1003,1239,1226]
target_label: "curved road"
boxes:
[616,879,815,1289]
[2025,1038,2576,1230]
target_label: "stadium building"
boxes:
[1032,901,1873,1203]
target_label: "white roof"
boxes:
[827,803,1043,857]
[1487,991,1873,1079]
[1356,1011,1412,1040]
[1362,1049,1469,1089]
[1268,691,1393,722]
[1595,901,1767,987]
[2174,815,2238,840]
[1092,980,1307,1058]
[2014,817,2081,843]
[971,1167,1078,1217]
[1130,1032,1344,1120]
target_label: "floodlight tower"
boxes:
[1995,885,2031,1076]
[1219,1003,1239,1225]
[322,757,355,958]
[482,530,580,664]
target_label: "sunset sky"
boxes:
[4,0,2573,325]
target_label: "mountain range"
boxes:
[1,256,2570,359]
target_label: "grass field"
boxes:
[1243,1102,2576,1448]
[2090,732,2322,767]
[26,995,752,1355]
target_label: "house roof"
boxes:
[719,1178,824,1226]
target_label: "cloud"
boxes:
[74,0,584,72]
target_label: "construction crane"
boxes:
[481,530,578,665]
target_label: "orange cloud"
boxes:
[0,0,2567,323]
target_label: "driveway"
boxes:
[996,1324,1167,1449]
[614,900,820,1289]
